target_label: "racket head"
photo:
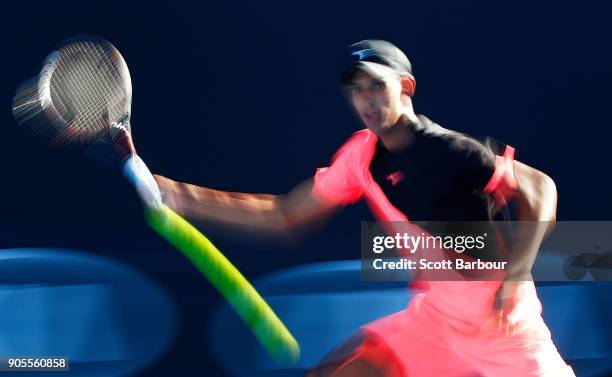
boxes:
[12,36,132,147]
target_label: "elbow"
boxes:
[270,198,306,245]
[516,167,557,224]
[538,172,557,222]
[273,218,308,247]
[539,173,557,235]
[523,171,557,236]
[273,193,334,245]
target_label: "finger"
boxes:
[499,311,507,335]
[501,311,522,336]
[493,294,504,312]
[495,308,503,332]
[506,320,518,336]
[510,322,518,335]
[503,319,511,336]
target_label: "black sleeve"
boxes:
[448,133,498,193]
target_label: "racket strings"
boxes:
[46,40,129,144]
[54,46,109,132]
[13,37,131,146]
[49,47,102,140]
[71,42,121,122]
[65,42,113,124]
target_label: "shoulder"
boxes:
[416,115,494,161]
[342,129,377,149]
[331,129,378,162]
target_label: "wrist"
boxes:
[505,265,532,281]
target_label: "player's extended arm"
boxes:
[153,175,339,239]
[505,160,558,279]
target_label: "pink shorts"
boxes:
[359,280,576,377]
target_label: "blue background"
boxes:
[1,0,611,376]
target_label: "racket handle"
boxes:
[122,155,163,208]
[144,204,300,365]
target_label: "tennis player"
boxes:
[146,40,575,376]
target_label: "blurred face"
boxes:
[345,70,404,135]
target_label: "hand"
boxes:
[123,154,163,209]
[84,120,162,209]
[488,276,535,336]
[83,120,135,169]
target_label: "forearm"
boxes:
[506,221,550,279]
[153,174,291,234]
[506,166,557,278]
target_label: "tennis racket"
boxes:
[12,36,299,365]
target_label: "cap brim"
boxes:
[342,61,399,83]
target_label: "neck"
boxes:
[379,110,419,153]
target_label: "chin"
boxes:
[361,120,382,134]
[364,124,382,135]
[372,124,393,136]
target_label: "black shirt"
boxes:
[369,115,500,222]
[369,116,512,261]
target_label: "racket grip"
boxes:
[122,155,163,208]
[144,204,300,365]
